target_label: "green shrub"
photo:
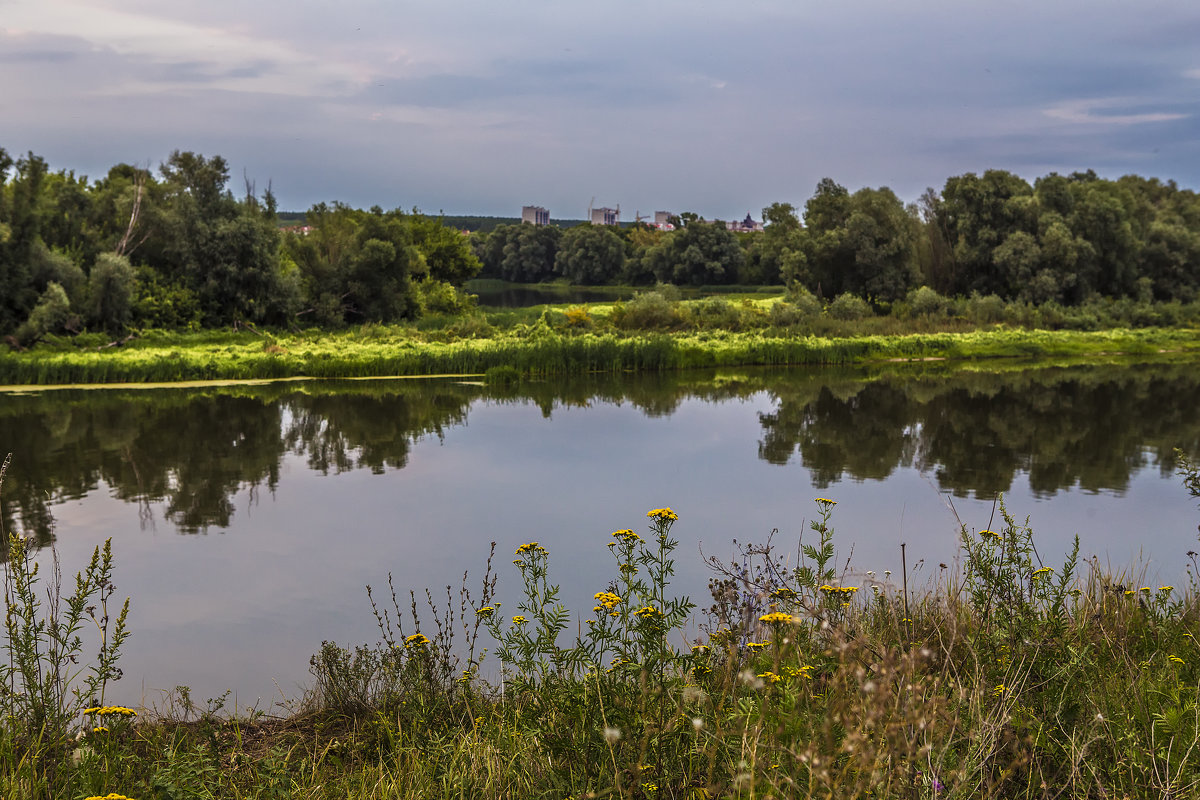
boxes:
[611,291,683,331]
[965,292,1006,324]
[907,285,949,317]
[827,292,872,321]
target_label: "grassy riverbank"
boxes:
[3,323,1200,385]
[4,488,1200,799]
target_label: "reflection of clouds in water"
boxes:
[11,367,1200,704]
[40,384,1200,706]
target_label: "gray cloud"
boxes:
[4,1,1200,217]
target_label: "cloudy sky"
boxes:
[3,0,1198,218]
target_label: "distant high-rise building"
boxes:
[654,211,674,229]
[521,206,550,226]
[591,207,619,226]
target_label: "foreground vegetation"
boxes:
[3,447,1200,798]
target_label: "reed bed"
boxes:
[2,326,1198,385]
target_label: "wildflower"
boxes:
[611,529,642,543]
[91,726,109,733]
[404,633,431,648]
[593,591,621,610]
[1170,655,1185,665]
[511,615,527,625]
[746,642,769,651]
[635,605,662,619]
[1159,586,1174,593]
[814,497,837,506]
[515,542,546,556]
[692,717,704,730]
[1032,567,1053,578]
[770,586,798,600]
[82,706,137,718]
[1140,587,1151,593]
[991,684,1005,697]
[475,606,495,617]
[1124,590,1135,596]
[84,795,138,800]
[619,563,638,574]
[646,508,678,522]
[759,611,792,624]
[641,782,659,797]
[691,644,710,653]
[783,665,813,679]
[980,529,999,539]
[758,671,780,684]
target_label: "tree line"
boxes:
[0,148,481,344]
[473,171,1200,306]
[3,146,1199,342]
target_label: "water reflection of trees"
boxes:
[2,363,1198,546]
[0,382,477,545]
[757,364,1200,497]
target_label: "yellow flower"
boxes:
[512,615,527,625]
[404,633,430,648]
[92,726,109,733]
[814,497,837,506]
[611,529,642,543]
[991,684,1006,697]
[757,671,780,684]
[746,642,769,651]
[635,606,662,619]
[759,612,792,624]
[1140,587,1151,593]
[1169,655,1185,665]
[593,591,621,610]
[82,706,137,717]
[515,542,547,556]
[1124,590,1135,596]
[476,606,495,617]
[646,508,678,522]
[980,529,999,539]
[1032,567,1053,578]
[770,586,798,600]
[1159,586,1174,593]
[84,795,138,800]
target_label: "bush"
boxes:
[827,292,872,321]
[687,297,745,330]
[611,291,683,331]
[416,277,477,315]
[907,285,949,317]
[965,292,1006,324]
[768,292,821,327]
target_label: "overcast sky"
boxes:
[3,0,1199,218]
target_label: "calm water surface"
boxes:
[2,362,1198,708]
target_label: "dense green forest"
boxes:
[3,147,1199,345]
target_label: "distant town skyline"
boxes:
[3,1,1199,218]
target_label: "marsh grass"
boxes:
[2,323,1199,386]
[3,291,1200,385]
[3,448,1200,798]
